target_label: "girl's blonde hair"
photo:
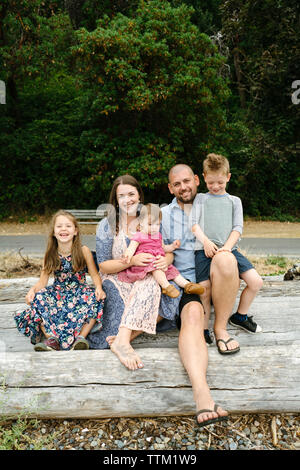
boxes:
[203,153,230,175]
[43,210,86,274]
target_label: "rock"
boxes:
[229,441,238,450]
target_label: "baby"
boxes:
[118,203,205,298]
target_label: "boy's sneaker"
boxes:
[204,329,214,345]
[229,314,262,334]
[34,337,60,351]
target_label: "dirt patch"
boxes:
[0,251,43,278]
[0,250,296,279]
[243,220,300,238]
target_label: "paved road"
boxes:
[1,235,300,257]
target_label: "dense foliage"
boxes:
[0,0,299,218]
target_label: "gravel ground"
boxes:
[1,413,299,451]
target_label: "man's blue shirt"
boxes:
[161,198,196,282]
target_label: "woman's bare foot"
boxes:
[110,338,144,370]
[106,329,142,347]
[106,335,116,346]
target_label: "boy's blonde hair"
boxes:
[203,153,230,175]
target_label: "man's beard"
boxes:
[177,190,197,205]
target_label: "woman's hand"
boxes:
[132,253,154,267]
[121,249,132,264]
[95,286,106,301]
[153,255,168,272]
[26,287,36,305]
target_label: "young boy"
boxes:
[190,153,263,340]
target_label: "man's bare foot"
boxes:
[214,328,240,354]
[110,338,144,370]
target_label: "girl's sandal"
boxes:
[71,335,90,350]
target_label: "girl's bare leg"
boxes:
[151,269,170,288]
[40,324,50,338]
[79,319,97,338]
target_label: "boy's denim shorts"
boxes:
[195,249,254,283]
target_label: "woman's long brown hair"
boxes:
[43,210,86,274]
[107,174,144,234]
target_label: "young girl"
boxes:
[14,210,106,351]
[118,203,205,298]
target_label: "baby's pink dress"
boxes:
[118,231,180,283]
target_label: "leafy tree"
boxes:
[72,0,230,203]
[0,1,80,215]
[220,0,300,217]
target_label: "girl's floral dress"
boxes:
[14,255,104,350]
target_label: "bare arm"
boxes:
[99,252,155,274]
[219,230,241,252]
[192,224,218,258]
[122,240,139,264]
[82,246,106,300]
[162,239,180,253]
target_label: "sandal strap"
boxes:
[216,337,234,346]
[196,404,220,417]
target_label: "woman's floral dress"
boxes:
[14,255,104,350]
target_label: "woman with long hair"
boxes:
[88,175,181,370]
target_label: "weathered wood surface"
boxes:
[0,276,299,418]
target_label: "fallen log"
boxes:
[0,345,299,418]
